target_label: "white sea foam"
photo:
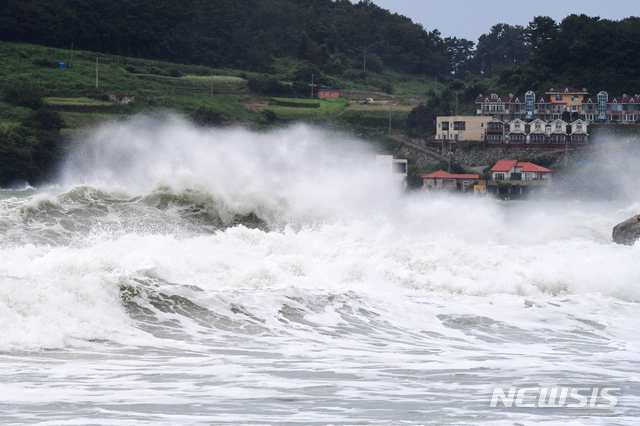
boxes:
[2,118,640,424]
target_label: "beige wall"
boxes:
[436,116,492,141]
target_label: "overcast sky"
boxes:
[369,0,640,42]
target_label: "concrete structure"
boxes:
[422,170,479,192]
[487,160,552,197]
[376,155,408,190]
[436,115,492,141]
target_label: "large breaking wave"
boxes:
[1,115,640,353]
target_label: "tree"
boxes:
[475,24,531,76]
[2,80,42,109]
[445,37,477,78]
[528,16,558,51]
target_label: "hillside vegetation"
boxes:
[1,1,640,187]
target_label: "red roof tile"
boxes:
[491,161,552,173]
[517,162,552,172]
[491,160,518,172]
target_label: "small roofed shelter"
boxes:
[422,170,480,192]
[317,90,340,99]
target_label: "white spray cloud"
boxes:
[61,115,403,225]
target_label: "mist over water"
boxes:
[2,116,640,424]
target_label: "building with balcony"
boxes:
[436,116,589,146]
[422,170,480,192]
[581,92,640,122]
[477,88,640,124]
[546,87,590,118]
[488,160,552,196]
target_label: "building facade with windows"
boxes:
[476,88,640,123]
[435,116,493,141]
[488,160,552,196]
[422,170,479,192]
[435,116,588,145]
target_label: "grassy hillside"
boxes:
[1,41,436,130]
[0,41,440,185]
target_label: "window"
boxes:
[577,123,583,130]
[481,123,484,127]
[514,122,521,129]
[525,91,535,115]
[598,91,608,117]
[494,173,505,181]
[442,122,449,130]
[524,172,536,180]
[556,95,563,101]
[530,134,545,143]
[453,121,466,130]
[572,95,579,101]
[535,122,541,130]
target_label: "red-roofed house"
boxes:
[422,170,479,192]
[489,160,552,197]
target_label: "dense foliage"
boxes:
[0,0,452,77]
[0,81,64,186]
[496,15,640,94]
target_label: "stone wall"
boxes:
[399,137,588,168]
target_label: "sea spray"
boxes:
[2,117,640,424]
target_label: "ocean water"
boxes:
[1,117,640,425]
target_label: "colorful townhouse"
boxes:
[476,87,640,123]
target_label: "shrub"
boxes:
[23,109,64,132]
[2,80,42,109]
[192,106,225,126]
[32,57,58,68]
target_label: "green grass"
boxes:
[271,97,320,104]
[182,75,247,85]
[44,97,108,105]
[268,98,349,119]
[0,41,260,127]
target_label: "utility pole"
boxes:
[363,47,366,72]
[388,97,392,135]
